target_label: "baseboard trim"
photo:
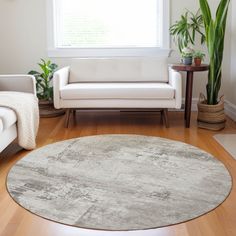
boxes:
[225,100,236,122]
[181,98,236,122]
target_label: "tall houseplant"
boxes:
[199,0,230,105]
[197,0,230,130]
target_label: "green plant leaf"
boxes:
[216,0,230,29]
[28,70,40,76]
[49,63,58,71]
[199,0,212,28]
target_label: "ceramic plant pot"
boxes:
[182,57,193,65]
[194,58,202,66]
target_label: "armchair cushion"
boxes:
[60,83,175,100]
[0,107,17,131]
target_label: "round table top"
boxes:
[170,63,209,72]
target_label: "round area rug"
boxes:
[7,135,232,231]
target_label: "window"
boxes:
[47,0,170,57]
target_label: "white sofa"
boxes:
[0,75,36,152]
[53,57,182,127]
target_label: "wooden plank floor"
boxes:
[0,111,236,236]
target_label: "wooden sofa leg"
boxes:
[64,109,72,128]
[73,109,77,124]
[160,109,164,124]
[162,108,170,128]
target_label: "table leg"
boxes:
[185,71,194,128]
[184,75,190,120]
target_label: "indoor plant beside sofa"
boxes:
[197,0,230,130]
[29,59,64,117]
[181,47,194,65]
[193,51,205,66]
[170,9,205,56]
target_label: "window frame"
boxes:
[47,0,170,58]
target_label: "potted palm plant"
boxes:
[170,9,205,54]
[197,0,230,130]
[29,59,64,117]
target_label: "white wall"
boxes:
[229,0,236,105]
[0,0,47,73]
[0,0,235,105]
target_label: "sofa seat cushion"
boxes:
[60,83,175,100]
[0,107,17,131]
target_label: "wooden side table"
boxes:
[170,64,209,128]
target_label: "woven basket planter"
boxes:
[197,94,226,131]
[39,100,65,118]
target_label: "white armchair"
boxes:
[0,75,36,152]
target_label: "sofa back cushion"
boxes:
[69,57,168,83]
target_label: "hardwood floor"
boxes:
[0,111,236,236]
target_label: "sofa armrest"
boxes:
[53,67,70,109]
[168,68,182,109]
[0,75,36,95]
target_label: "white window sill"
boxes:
[47,48,172,58]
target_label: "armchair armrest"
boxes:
[0,75,36,95]
[53,67,70,109]
[168,68,182,109]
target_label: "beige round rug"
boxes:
[7,135,232,231]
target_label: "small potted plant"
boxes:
[29,59,64,117]
[193,51,205,66]
[181,47,194,65]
